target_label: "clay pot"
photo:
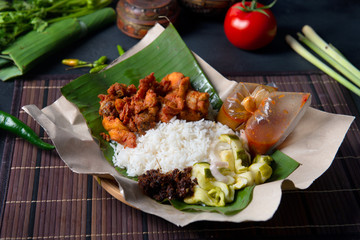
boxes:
[116,0,180,39]
[179,0,235,15]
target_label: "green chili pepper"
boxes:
[89,64,107,73]
[61,59,89,67]
[117,45,125,56]
[62,56,108,71]
[93,56,107,67]
[0,110,55,150]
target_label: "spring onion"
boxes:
[297,33,360,88]
[302,25,360,82]
[286,26,360,97]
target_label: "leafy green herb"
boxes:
[0,0,112,51]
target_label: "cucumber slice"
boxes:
[219,149,235,171]
[219,134,251,168]
[212,181,235,203]
[204,168,214,179]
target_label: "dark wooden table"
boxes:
[1,1,360,239]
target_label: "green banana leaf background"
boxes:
[0,7,116,81]
[61,24,299,214]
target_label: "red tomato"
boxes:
[224,1,277,50]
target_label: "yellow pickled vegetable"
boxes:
[186,136,273,207]
[184,162,235,207]
[219,134,251,170]
[184,186,224,207]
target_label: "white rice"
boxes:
[111,118,234,177]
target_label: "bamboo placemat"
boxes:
[1,72,359,239]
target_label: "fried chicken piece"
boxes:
[133,87,160,133]
[98,94,117,117]
[98,83,137,117]
[178,109,203,121]
[107,82,137,98]
[102,116,137,148]
[158,97,180,122]
[102,116,127,131]
[98,72,210,148]
[135,72,159,99]
[144,89,158,109]
[172,76,190,109]
[134,112,157,134]
[159,72,191,122]
[133,90,159,133]
[107,129,137,148]
[162,72,188,90]
[185,90,210,115]
[159,72,209,122]
[115,98,133,126]
[134,88,158,114]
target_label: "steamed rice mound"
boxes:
[111,118,234,177]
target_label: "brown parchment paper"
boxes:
[22,24,354,226]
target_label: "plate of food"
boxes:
[23,23,354,226]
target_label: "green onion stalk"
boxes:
[302,25,360,82]
[286,26,360,97]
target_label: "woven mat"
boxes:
[1,72,359,239]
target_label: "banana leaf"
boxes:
[60,23,298,215]
[0,7,116,81]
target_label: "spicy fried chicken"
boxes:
[98,72,210,148]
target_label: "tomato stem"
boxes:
[237,0,277,17]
